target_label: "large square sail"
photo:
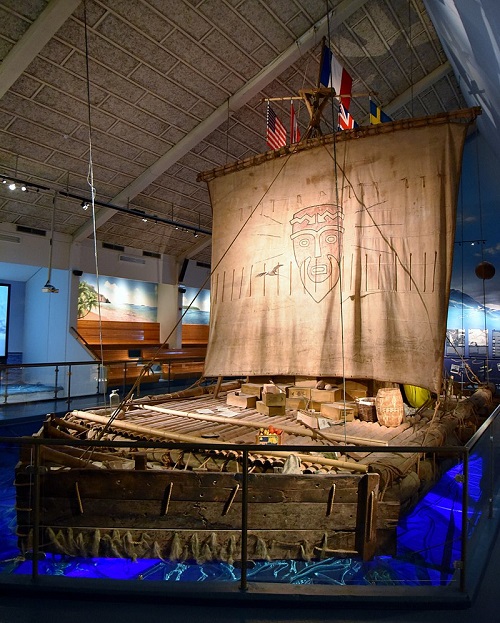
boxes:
[201,112,474,393]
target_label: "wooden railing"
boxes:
[74,320,208,385]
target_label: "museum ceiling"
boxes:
[0,1,486,269]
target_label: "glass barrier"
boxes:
[1,408,497,602]
[1,358,207,406]
[463,408,500,594]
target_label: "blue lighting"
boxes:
[0,442,485,587]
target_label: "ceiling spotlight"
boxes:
[1,179,6,184]
[142,217,148,222]
[8,182,16,190]
[81,201,90,210]
[194,232,199,238]
[21,185,27,192]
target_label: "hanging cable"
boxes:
[82,0,106,413]
[324,0,348,441]
[408,0,414,117]
[474,131,489,385]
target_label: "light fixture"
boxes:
[42,282,59,293]
[8,182,16,190]
[81,201,90,210]
[21,184,27,192]
[194,232,199,238]
[42,193,59,294]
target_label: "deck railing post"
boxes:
[460,449,469,593]
[31,442,41,583]
[66,364,71,410]
[240,449,249,592]
[489,435,494,519]
[54,365,60,400]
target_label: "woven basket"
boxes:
[356,398,377,422]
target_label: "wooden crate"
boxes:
[288,386,312,399]
[262,392,286,407]
[241,383,263,397]
[226,391,257,409]
[320,401,357,422]
[256,401,286,416]
[286,397,308,410]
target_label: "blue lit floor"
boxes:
[0,437,483,587]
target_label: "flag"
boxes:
[338,103,358,131]
[319,44,352,110]
[369,99,392,124]
[290,102,301,143]
[266,104,287,150]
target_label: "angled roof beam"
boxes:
[73,0,370,242]
[384,61,452,115]
[0,0,81,99]
[177,237,212,262]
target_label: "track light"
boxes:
[194,232,199,238]
[21,184,27,191]
[8,182,16,190]
[81,201,90,210]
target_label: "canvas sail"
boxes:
[202,113,474,393]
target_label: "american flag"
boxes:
[290,102,301,144]
[266,104,287,150]
[338,103,357,131]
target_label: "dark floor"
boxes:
[0,393,499,622]
[0,531,498,623]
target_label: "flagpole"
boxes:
[261,92,375,104]
[318,36,326,88]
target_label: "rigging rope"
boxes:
[325,1,348,442]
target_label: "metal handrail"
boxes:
[1,434,477,592]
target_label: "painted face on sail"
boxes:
[290,204,344,302]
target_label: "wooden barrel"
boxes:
[375,388,404,427]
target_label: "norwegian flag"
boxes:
[338,103,358,131]
[290,102,301,144]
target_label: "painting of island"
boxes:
[77,274,157,322]
[182,287,210,325]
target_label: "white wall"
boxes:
[158,283,182,349]
[70,238,178,285]
[0,226,211,387]
[22,266,97,394]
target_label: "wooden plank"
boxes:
[355,472,379,560]
[36,499,363,530]
[182,324,209,345]
[77,320,161,345]
[27,470,366,503]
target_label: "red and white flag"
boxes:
[266,104,287,150]
[290,102,301,144]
